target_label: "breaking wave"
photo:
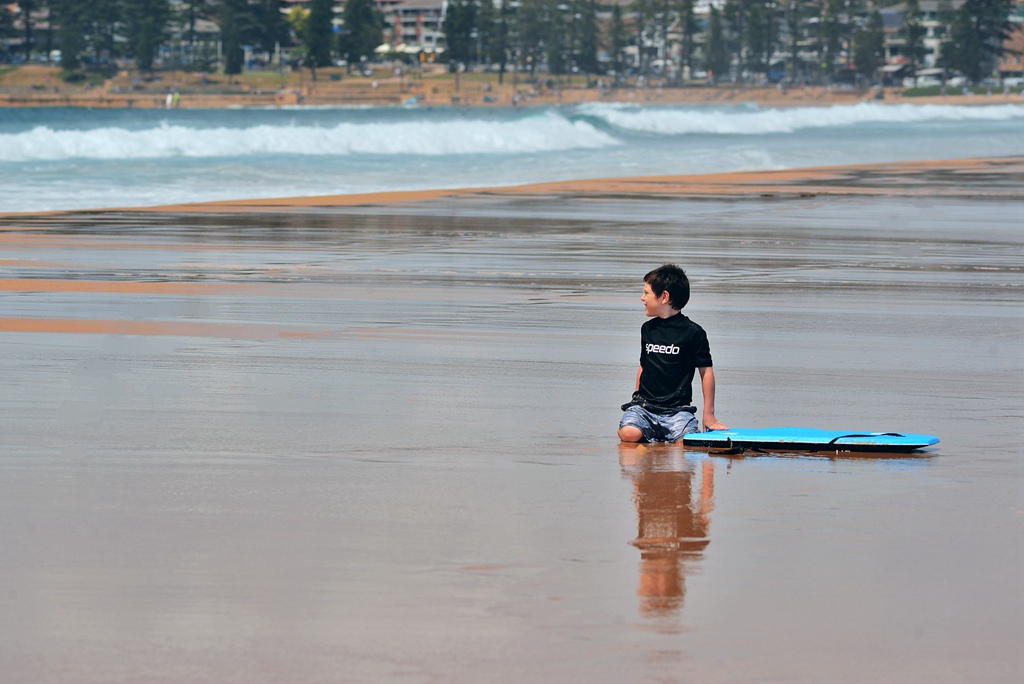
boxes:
[0,111,617,162]
[575,101,1024,136]
[5,102,1023,163]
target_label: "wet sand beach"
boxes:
[1,158,1022,682]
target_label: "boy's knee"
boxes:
[618,425,644,443]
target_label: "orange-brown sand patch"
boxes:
[0,232,321,249]
[0,317,546,341]
[133,156,1024,214]
[0,259,71,268]
[0,316,327,339]
[0,279,524,302]
[0,279,262,296]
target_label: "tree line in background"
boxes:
[0,0,384,78]
[443,0,1020,85]
[1,0,282,72]
[0,0,1019,85]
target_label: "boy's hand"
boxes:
[702,414,728,431]
[697,367,725,431]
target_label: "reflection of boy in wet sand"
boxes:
[620,449,715,618]
[619,264,727,442]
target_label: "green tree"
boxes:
[941,5,983,80]
[630,0,657,75]
[744,0,777,78]
[607,2,628,78]
[545,1,567,75]
[19,0,34,60]
[50,0,86,70]
[652,0,673,75]
[219,0,253,76]
[944,0,1017,82]
[901,0,927,80]
[819,0,843,81]
[576,0,600,75]
[478,0,498,65]
[492,0,513,83]
[442,0,477,65]
[174,0,214,68]
[124,0,170,71]
[935,0,957,73]
[303,0,334,77]
[285,5,310,65]
[853,8,884,83]
[722,0,746,81]
[174,0,215,69]
[706,4,731,81]
[676,0,697,76]
[338,0,382,71]
[253,0,288,54]
[85,0,122,64]
[180,0,212,46]
[0,5,12,59]
[516,0,547,77]
[783,0,809,84]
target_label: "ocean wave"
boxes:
[574,102,1024,135]
[0,111,618,162]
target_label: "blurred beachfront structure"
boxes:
[999,20,1024,79]
[0,0,1022,84]
[882,1,958,68]
[879,1,1022,83]
[374,0,447,55]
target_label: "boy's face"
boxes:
[642,282,673,318]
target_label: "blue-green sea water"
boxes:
[1,101,1023,212]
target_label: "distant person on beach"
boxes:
[619,264,727,442]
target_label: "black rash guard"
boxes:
[635,312,713,414]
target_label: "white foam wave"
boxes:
[0,113,618,162]
[577,102,1024,135]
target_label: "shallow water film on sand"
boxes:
[1,183,1021,682]
[2,102,1024,212]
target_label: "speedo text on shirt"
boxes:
[637,313,713,412]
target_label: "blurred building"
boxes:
[881,0,966,70]
[374,0,446,54]
[998,21,1024,81]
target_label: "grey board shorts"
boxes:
[619,404,699,443]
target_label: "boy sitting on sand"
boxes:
[619,264,727,442]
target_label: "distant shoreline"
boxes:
[2,64,1022,110]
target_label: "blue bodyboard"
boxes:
[683,427,939,453]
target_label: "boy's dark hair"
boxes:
[644,264,690,310]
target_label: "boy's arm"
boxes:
[698,366,728,431]
[619,367,645,413]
